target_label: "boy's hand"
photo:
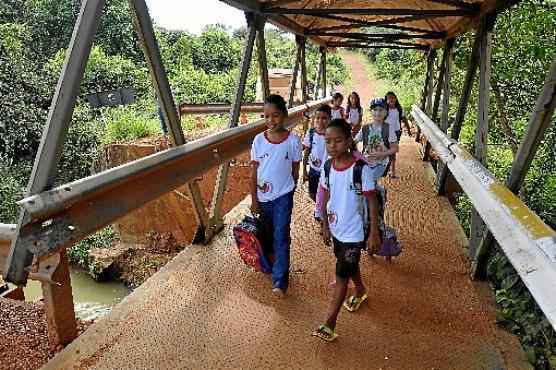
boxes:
[367,232,381,255]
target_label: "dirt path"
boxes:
[340,51,378,107]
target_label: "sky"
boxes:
[145,0,247,33]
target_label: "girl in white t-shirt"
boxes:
[330,92,345,120]
[250,94,302,296]
[346,91,363,136]
[303,105,331,202]
[311,119,381,342]
[384,92,408,178]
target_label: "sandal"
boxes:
[343,293,368,312]
[312,324,338,342]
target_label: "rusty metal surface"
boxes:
[43,138,529,370]
[14,99,331,261]
[179,103,265,115]
[412,105,556,329]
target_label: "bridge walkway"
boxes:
[43,137,528,370]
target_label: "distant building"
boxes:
[256,69,302,103]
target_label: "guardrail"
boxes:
[0,224,15,275]
[411,104,556,329]
[11,98,329,261]
[179,103,265,115]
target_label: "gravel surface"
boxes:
[0,298,90,370]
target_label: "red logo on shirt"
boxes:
[257,181,272,193]
[327,211,337,225]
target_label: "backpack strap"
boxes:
[382,123,390,150]
[323,158,332,189]
[308,127,315,152]
[361,125,370,151]
[352,159,366,195]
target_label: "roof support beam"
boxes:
[327,44,426,50]
[311,32,445,40]
[308,22,445,36]
[327,40,428,48]
[425,0,481,10]
[263,7,478,17]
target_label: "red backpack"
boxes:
[232,215,272,273]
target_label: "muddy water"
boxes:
[23,268,130,321]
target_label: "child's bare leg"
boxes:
[309,192,316,202]
[390,156,397,177]
[350,269,366,297]
[325,276,349,330]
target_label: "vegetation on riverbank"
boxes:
[361,1,555,367]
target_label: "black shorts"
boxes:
[308,167,320,195]
[333,237,364,279]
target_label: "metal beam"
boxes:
[129,0,209,243]
[313,32,445,40]
[263,7,478,17]
[437,29,481,195]
[425,0,481,10]
[256,19,270,100]
[16,98,332,258]
[469,15,494,259]
[208,12,259,240]
[412,104,556,330]
[288,36,302,108]
[471,57,556,279]
[4,0,105,289]
[308,22,446,36]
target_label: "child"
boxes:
[312,118,381,342]
[250,94,302,296]
[384,92,409,178]
[303,105,332,202]
[346,91,363,136]
[330,92,345,120]
[355,97,399,181]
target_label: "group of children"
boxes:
[249,91,408,343]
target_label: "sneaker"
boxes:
[272,287,286,296]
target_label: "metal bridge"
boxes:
[1,0,555,368]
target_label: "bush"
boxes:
[67,226,116,270]
[0,162,31,223]
[101,104,161,144]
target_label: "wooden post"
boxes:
[438,30,481,195]
[469,15,494,259]
[42,250,77,346]
[417,48,436,143]
[423,48,437,161]
[314,53,323,100]
[288,36,302,108]
[436,39,454,187]
[432,48,448,123]
[321,47,327,97]
[471,57,556,279]
[300,37,308,102]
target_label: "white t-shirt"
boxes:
[347,108,362,126]
[303,129,326,171]
[331,107,345,120]
[251,131,302,202]
[385,108,401,132]
[354,123,397,167]
[320,158,376,243]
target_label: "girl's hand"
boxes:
[250,200,261,216]
[322,224,331,246]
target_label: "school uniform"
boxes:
[354,123,397,180]
[303,129,327,195]
[320,158,376,278]
[250,131,302,291]
[331,106,345,120]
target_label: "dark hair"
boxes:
[346,91,362,113]
[327,118,352,139]
[316,104,332,117]
[385,91,403,117]
[265,94,288,117]
[332,92,343,101]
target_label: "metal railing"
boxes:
[9,98,329,263]
[412,105,556,329]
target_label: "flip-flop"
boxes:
[343,293,368,312]
[312,324,338,342]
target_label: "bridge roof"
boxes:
[221,0,518,49]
